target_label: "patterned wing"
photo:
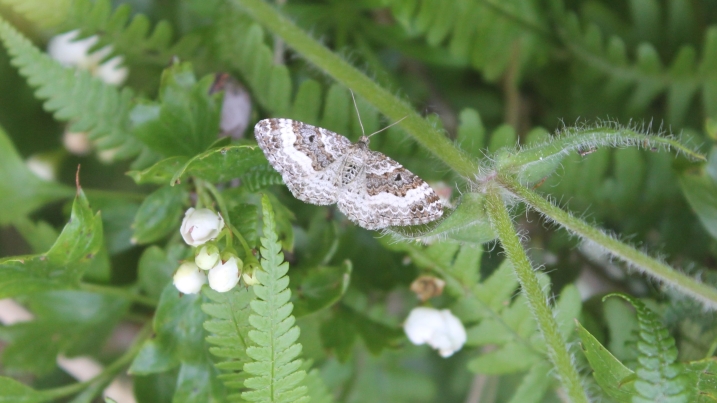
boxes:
[337,151,443,230]
[254,118,352,205]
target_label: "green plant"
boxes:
[1,1,717,402]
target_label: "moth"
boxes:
[254,118,443,230]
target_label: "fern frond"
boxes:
[202,288,255,401]
[241,195,308,403]
[0,17,142,158]
[61,0,197,68]
[561,13,717,124]
[302,361,333,403]
[606,294,690,402]
[385,0,550,81]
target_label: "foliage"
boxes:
[0,0,717,402]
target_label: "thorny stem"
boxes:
[497,174,717,309]
[484,188,590,403]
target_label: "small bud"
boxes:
[195,244,220,270]
[62,131,92,156]
[410,276,446,302]
[242,271,260,286]
[173,262,207,294]
[26,154,57,181]
[211,74,252,140]
[180,208,225,246]
[208,256,241,292]
[404,307,466,358]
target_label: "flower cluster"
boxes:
[173,208,258,294]
[404,307,466,358]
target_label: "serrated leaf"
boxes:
[0,190,103,298]
[127,156,188,185]
[170,145,269,185]
[132,62,221,158]
[576,320,635,402]
[132,185,188,244]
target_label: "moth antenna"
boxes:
[351,91,366,137]
[368,116,408,138]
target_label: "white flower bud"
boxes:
[242,271,260,286]
[195,245,220,270]
[173,262,206,294]
[208,257,241,292]
[404,307,466,358]
[180,208,225,246]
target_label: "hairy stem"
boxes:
[497,174,717,308]
[484,188,589,403]
[232,0,479,177]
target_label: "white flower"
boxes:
[208,257,241,292]
[47,30,128,86]
[26,154,56,181]
[180,208,225,246]
[195,245,220,270]
[173,262,207,294]
[404,307,466,357]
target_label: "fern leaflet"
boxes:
[0,17,142,158]
[606,294,690,403]
[202,288,256,401]
[241,194,308,403]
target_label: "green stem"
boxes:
[79,283,157,308]
[484,188,589,403]
[201,179,232,228]
[232,0,479,178]
[497,174,717,308]
[39,322,152,400]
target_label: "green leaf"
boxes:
[230,203,260,250]
[127,157,189,185]
[679,164,717,240]
[387,193,495,245]
[0,190,103,298]
[0,291,130,375]
[132,62,222,158]
[138,244,188,300]
[0,377,47,403]
[240,194,308,403]
[576,320,635,402]
[0,126,72,225]
[291,262,351,317]
[132,185,188,244]
[456,108,485,158]
[129,284,208,375]
[506,361,552,403]
[320,304,403,362]
[170,145,269,185]
[605,294,691,403]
